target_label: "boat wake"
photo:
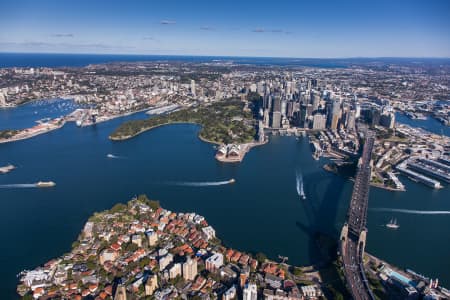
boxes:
[106,154,123,159]
[371,208,450,215]
[296,170,306,199]
[0,184,37,189]
[169,180,234,187]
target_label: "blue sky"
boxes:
[0,0,449,57]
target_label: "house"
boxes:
[265,273,282,289]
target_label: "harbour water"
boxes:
[1,100,449,298]
[396,112,450,137]
[0,98,80,130]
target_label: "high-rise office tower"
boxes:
[311,90,321,111]
[347,110,356,130]
[299,104,308,128]
[281,99,287,117]
[313,114,327,130]
[190,80,196,97]
[272,95,281,112]
[271,111,281,129]
[330,99,341,130]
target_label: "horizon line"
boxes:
[1,51,450,60]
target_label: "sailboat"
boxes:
[386,218,399,229]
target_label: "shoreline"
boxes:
[16,195,328,297]
[79,106,151,127]
[0,104,150,144]
[323,163,406,192]
[110,121,265,163]
[215,139,268,163]
[370,181,406,192]
[109,121,205,141]
[0,120,65,144]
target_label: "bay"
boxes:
[0,101,449,299]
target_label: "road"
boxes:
[341,135,376,300]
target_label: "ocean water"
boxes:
[2,52,449,68]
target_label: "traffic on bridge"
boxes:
[340,134,376,300]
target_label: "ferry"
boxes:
[228,178,236,184]
[0,164,15,174]
[386,218,399,229]
[35,181,56,188]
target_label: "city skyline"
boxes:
[1,0,449,58]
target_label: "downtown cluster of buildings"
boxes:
[255,77,395,132]
[17,197,324,300]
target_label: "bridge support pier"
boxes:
[340,223,348,242]
[357,229,367,256]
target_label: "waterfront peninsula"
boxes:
[109,99,266,162]
[110,99,256,144]
[17,195,449,300]
[0,117,65,144]
[17,195,328,299]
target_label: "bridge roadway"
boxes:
[341,135,376,300]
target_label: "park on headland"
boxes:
[109,99,265,162]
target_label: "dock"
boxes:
[396,162,442,189]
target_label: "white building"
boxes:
[205,252,223,272]
[243,283,258,300]
[223,285,237,300]
[146,230,158,246]
[169,263,182,279]
[202,226,216,241]
[182,257,198,281]
[159,253,174,271]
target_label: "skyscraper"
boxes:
[380,112,395,128]
[272,95,281,112]
[312,114,327,130]
[271,95,282,128]
[190,80,196,97]
[330,99,341,130]
[347,110,356,130]
[311,90,321,111]
[271,111,281,128]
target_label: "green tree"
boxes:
[255,252,267,264]
[110,203,127,213]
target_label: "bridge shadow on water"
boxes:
[295,166,354,298]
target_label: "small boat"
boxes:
[107,154,115,158]
[386,218,399,229]
[229,178,236,184]
[296,171,306,199]
[0,164,15,174]
[35,181,56,188]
